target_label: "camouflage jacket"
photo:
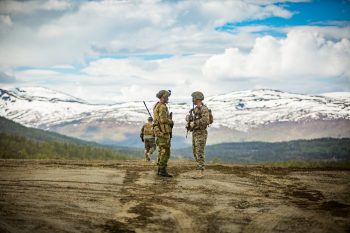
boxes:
[153,102,173,136]
[193,104,210,130]
[140,122,155,139]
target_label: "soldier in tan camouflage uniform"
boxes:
[140,117,156,162]
[153,90,174,177]
[187,91,210,179]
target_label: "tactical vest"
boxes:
[193,105,213,129]
[153,102,172,135]
[143,123,154,136]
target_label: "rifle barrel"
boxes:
[143,101,152,118]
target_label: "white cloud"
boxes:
[81,55,211,100]
[202,29,350,80]
[0,0,71,14]
[10,55,219,102]
[17,69,61,78]
[0,15,12,26]
[41,0,71,11]
[283,25,350,40]
[0,0,298,68]
[1,0,349,98]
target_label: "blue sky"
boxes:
[217,0,350,35]
[0,0,349,102]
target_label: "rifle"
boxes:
[143,101,152,119]
[185,103,195,138]
[169,112,173,139]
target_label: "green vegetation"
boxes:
[2,116,349,163]
[0,117,135,160]
[0,116,99,146]
[0,133,129,160]
[175,138,350,163]
[262,160,350,169]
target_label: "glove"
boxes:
[190,121,195,128]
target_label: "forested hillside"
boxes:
[175,138,350,163]
[0,133,129,160]
[0,116,99,146]
[0,116,132,160]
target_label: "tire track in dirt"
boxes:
[1,160,350,233]
[105,169,197,233]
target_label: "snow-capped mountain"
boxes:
[1,86,349,147]
[207,89,350,131]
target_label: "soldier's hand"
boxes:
[190,121,195,128]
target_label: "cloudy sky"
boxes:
[0,0,349,103]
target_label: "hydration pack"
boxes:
[208,108,213,125]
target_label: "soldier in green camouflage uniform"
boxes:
[140,117,156,162]
[188,91,210,178]
[153,90,174,177]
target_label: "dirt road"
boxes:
[0,159,349,233]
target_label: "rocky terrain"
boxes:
[0,159,349,233]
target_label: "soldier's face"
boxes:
[193,99,201,106]
[161,96,169,103]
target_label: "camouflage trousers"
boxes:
[144,138,156,161]
[192,129,208,170]
[156,134,171,168]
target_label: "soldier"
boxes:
[153,90,174,177]
[187,91,210,179]
[140,117,156,162]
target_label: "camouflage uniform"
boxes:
[192,104,210,170]
[153,101,173,169]
[140,121,156,161]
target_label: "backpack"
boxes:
[208,108,213,125]
[143,123,154,135]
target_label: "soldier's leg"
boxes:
[192,133,197,161]
[162,143,171,168]
[156,136,172,177]
[144,141,149,161]
[158,137,170,168]
[149,138,156,157]
[156,138,161,166]
[158,146,166,168]
[146,140,153,161]
[194,131,207,170]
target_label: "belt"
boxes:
[193,128,207,131]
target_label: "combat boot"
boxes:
[159,167,172,177]
[192,170,204,179]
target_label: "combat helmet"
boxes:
[191,91,204,101]
[156,90,171,99]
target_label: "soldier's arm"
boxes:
[194,107,210,127]
[140,125,145,139]
[158,105,172,125]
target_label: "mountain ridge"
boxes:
[1,86,349,146]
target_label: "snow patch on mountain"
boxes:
[0,87,349,132]
[320,92,350,100]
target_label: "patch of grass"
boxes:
[262,160,350,169]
